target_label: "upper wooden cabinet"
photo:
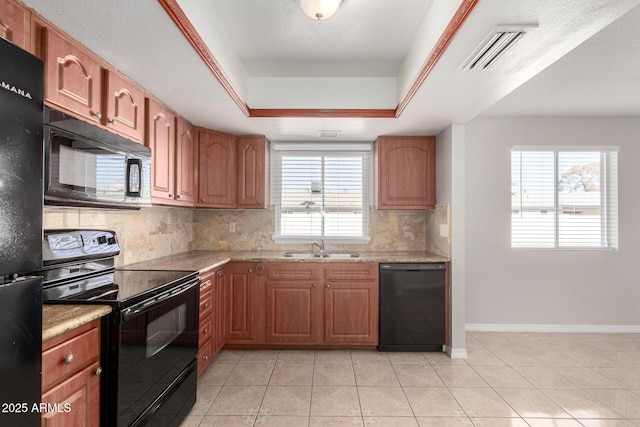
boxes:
[39,24,104,125]
[175,116,196,205]
[196,130,269,209]
[33,19,147,143]
[147,97,178,204]
[0,0,31,51]
[104,69,145,143]
[377,136,436,209]
[197,128,237,208]
[237,135,269,209]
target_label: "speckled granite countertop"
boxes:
[123,250,449,274]
[42,305,112,342]
[41,250,447,341]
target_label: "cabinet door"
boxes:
[104,69,145,143]
[0,0,30,51]
[41,362,101,427]
[237,135,267,209]
[197,129,236,207]
[266,281,320,343]
[378,136,435,209]
[43,27,103,124]
[175,116,196,205]
[226,264,253,340]
[324,280,378,344]
[147,98,176,203]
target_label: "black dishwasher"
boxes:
[378,263,446,352]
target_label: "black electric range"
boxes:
[37,229,199,427]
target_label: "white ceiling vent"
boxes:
[318,130,341,138]
[461,24,538,71]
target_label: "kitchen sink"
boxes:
[282,252,360,259]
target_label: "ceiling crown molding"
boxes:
[158,0,479,119]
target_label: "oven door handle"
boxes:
[121,278,199,322]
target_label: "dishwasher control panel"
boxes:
[380,263,445,270]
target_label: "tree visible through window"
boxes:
[511,148,618,249]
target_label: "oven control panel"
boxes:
[43,229,120,265]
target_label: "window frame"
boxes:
[270,143,373,244]
[510,146,618,250]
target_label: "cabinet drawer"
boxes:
[199,314,213,345]
[200,274,214,295]
[42,325,100,391]
[197,338,213,377]
[267,264,320,281]
[324,264,377,281]
[200,290,214,320]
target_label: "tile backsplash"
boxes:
[44,204,450,266]
[425,204,450,257]
[43,206,194,267]
[192,207,432,252]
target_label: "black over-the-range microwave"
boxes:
[44,106,151,209]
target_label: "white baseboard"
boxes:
[446,346,468,359]
[466,323,640,333]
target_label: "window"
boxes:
[511,147,618,249]
[271,143,372,242]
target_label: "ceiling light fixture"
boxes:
[296,0,343,21]
[461,24,538,71]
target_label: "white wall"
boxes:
[437,125,467,357]
[464,117,640,331]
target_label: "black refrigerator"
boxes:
[0,37,44,426]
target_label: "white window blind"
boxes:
[271,143,372,242]
[511,147,618,249]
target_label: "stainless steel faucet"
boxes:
[311,240,325,254]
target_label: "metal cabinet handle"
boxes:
[249,269,253,273]
[175,194,181,199]
[326,283,331,288]
[95,367,102,376]
[203,355,208,360]
[382,200,387,205]
[109,118,115,125]
[92,111,102,119]
[218,272,223,278]
[168,193,173,198]
[312,283,317,288]
[256,200,261,204]
[204,328,209,334]
[64,354,74,365]
[204,302,209,308]
[200,198,206,202]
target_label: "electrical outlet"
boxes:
[440,224,448,238]
[229,223,235,233]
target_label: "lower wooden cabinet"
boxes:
[324,281,378,344]
[198,265,227,376]
[263,263,378,345]
[265,263,319,344]
[225,263,255,342]
[41,319,102,427]
[214,267,226,353]
[198,261,379,363]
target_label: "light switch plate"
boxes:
[229,223,236,233]
[440,224,448,238]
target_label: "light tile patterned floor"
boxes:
[181,332,640,426]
